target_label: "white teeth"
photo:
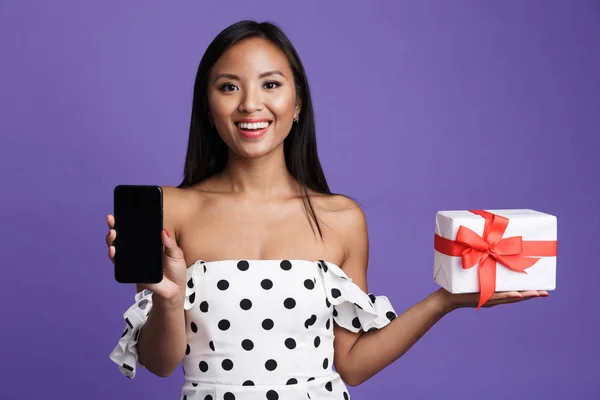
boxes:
[237,121,270,130]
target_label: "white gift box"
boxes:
[433,209,557,298]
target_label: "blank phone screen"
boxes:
[114,185,163,284]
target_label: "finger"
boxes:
[105,229,116,247]
[107,214,115,229]
[162,229,183,258]
[493,291,522,300]
[519,290,541,299]
[108,245,115,264]
[484,296,524,307]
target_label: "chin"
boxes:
[233,138,286,160]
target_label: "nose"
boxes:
[238,84,263,113]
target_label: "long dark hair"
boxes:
[177,20,332,239]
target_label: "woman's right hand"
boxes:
[105,214,188,303]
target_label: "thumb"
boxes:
[162,229,183,258]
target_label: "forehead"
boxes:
[211,37,292,78]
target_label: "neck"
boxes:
[218,146,298,199]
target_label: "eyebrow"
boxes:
[215,70,285,81]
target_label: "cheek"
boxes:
[208,94,235,122]
[270,95,296,118]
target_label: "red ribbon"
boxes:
[434,210,557,310]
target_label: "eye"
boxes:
[218,83,238,92]
[264,81,281,90]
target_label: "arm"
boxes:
[136,295,187,377]
[331,199,454,386]
[331,200,543,386]
[135,186,188,377]
[336,291,451,386]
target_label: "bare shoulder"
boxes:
[310,192,369,266]
[311,192,368,233]
[160,185,201,238]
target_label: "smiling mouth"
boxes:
[235,121,272,131]
[235,121,272,139]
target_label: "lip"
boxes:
[235,118,272,123]
[235,120,272,139]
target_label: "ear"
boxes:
[294,98,302,119]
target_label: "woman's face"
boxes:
[207,37,301,159]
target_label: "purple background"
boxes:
[1,0,598,398]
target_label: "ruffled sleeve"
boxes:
[109,288,153,378]
[317,260,397,333]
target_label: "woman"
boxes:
[105,20,547,400]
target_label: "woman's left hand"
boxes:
[441,288,549,311]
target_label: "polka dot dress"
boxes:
[110,260,397,399]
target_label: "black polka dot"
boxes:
[344,392,349,400]
[307,393,311,400]
[325,318,331,330]
[304,279,315,290]
[352,317,361,329]
[218,319,231,331]
[323,358,329,369]
[266,390,279,400]
[187,278,194,288]
[185,344,190,355]
[354,302,363,310]
[224,393,235,400]
[286,378,298,385]
[192,382,198,387]
[304,315,317,329]
[209,341,215,351]
[217,280,229,290]
[261,279,273,290]
[189,292,196,304]
[325,381,333,392]
[285,338,296,349]
[280,260,292,270]
[237,260,249,271]
[138,299,149,309]
[331,288,341,298]
[262,319,274,330]
[203,264,207,273]
[284,298,296,309]
[191,322,198,333]
[314,336,321,348]
[307,377,315,382]
[369,294,376,303]
[199,361,208,372]
[242,339,254,351]
[368,327,378,332]
[321,262,328,272]
[240,299,252,310]
[387,311,397,321]
[333,308,338,317]
[183,395,187,400]
[121,328,128,337]
[222,359,234,371]
[242,380,254,386]
[265,359,277,371]
[200,301,209,312]
[325,298,331,308]
[203,395,211,400]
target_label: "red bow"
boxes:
[434,210,557,310]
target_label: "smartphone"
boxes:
[113,185,163,284]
